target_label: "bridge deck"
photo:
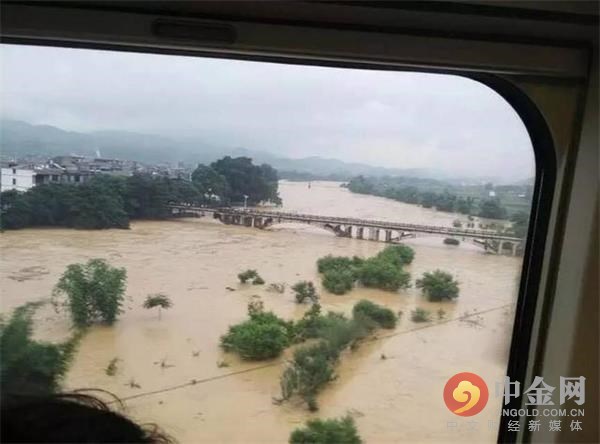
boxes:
[169,205,521,242]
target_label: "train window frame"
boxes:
[2,5,593,442]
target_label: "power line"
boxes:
[113,303,513,404]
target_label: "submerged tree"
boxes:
[53,259,127,327]
[290,415,363,444]
[143,293,173,320]
[415,270,460,302]
[237,269,264,285]
[292,281,319,304]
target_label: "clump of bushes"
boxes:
[237,269,265,285]
[280,300,394,409]
[220,301,293,360]
[411,308,431,323]
[281,342,336,411]
[444,238,460,246]
[374,244,415,266]
[322,269,355,295]
[356,257,411,291]
[52,259,127,327]
[292,281,319,304]
[352,300,397,329]
[317,255,363,274]
[289,415,362,444]
[416,270,460,301]
[317,245,414,295]
[0,302,81,396]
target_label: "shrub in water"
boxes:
[317,255,363,274]
[289,415,362,444]
[220,303,292,360]
[352,300,397,329]
[322,268,355,295]
[416,270,460,301]
[411,308,431,323]
[356,257,411,291]
[280,342,336,406]
[375,244,415,266]
[53,259,127,327]
[142,293,173,320]
[292,281,319,303]
[238,269,263,284]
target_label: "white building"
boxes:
[0,166,36,192]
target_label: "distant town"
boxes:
[0,153,193,193]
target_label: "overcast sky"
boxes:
[1,44,534,180]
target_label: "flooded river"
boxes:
[0,181,521,443]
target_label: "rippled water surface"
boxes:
[0,181,521,443]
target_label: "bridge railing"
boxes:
[168,205,521,242]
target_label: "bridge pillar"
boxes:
[385,230,392,242]
[370,228,380,241]
[357,227,364,239]
[254,217,262,228]
[510,242,518,256]
[346,226,353,237]
[244,216,253,227]
[223,214,231,225]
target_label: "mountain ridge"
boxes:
[0,119,507,183]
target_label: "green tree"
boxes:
[211,156,281,205]
[352,300,397,329]
[322,269,355,295]
[478,198,508,220]
[69,176,129,229]
[53,259,127,327]
[375,245,415,266]
[357,257,411,291]
[415,270,460,302]
[143,293,173,320]
[292,281,319,304]
[220,310,291,360]
[0,190,32,229]
[0,303,80,396]
[510,211,529,239]
[191,164,229,203]
[289,415,362,444]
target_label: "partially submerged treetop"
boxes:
[53,259,127,327]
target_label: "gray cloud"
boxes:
[1,44,534,180]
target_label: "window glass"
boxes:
[0,44,535,443]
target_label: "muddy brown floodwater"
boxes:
[0,180,522,443]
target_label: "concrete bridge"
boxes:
[169,205,522,255]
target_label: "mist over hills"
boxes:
[1,120,507,183]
